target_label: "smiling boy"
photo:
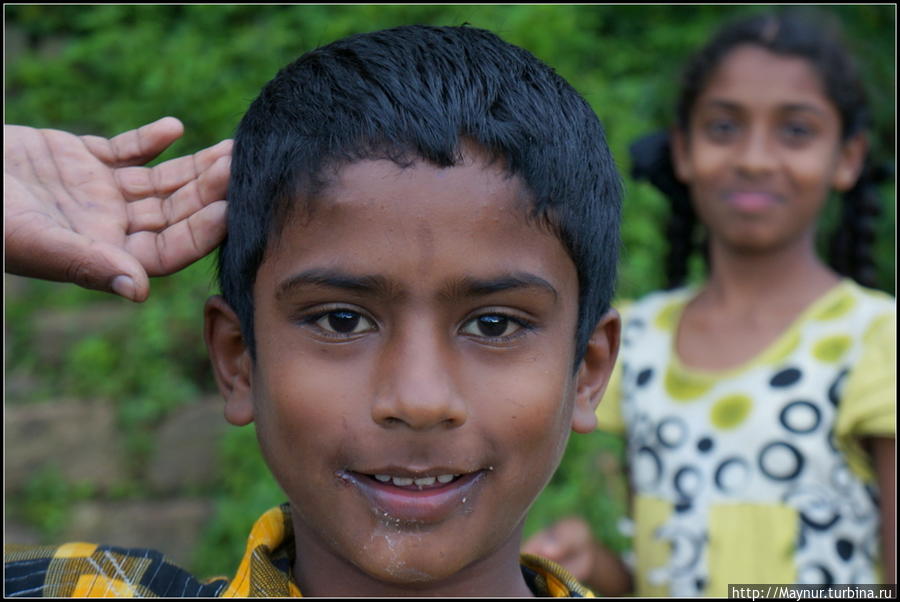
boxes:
[5,24,621,597]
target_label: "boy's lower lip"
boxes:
[339,469,487,524]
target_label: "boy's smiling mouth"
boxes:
[336,468,490,524]
[371,473,462,489]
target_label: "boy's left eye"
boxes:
[459,314,527,339]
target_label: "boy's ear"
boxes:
[670,128,692,184]
[832,133,868,192]
[204,295,255,426]
[571,308,621,434]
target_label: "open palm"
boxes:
[4,117,232,301]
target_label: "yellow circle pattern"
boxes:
[654,300,683,331]
[812,335,852,363]
[811,292,855,321]
[710,394,753,430]
[665,367,713,401]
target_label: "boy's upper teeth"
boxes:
[373,474,459,486]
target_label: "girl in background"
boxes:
[524,9,895,596]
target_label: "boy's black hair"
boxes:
[218,24,622,364]
[630,9,883,289]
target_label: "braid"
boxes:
[629,132,700,289]
[829,160,889,288]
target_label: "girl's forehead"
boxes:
[701,44,830,107]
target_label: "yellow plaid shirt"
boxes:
[5,503,593,597]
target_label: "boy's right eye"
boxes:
[309,309,376,336]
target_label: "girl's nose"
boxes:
[736,127,777,176]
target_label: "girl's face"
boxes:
[672,44,866,255]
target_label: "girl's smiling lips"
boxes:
[337,467,490,524]
[725,190,783,212]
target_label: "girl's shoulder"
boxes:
[614,286,696,331]
[812,279,895,326]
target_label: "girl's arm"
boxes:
[870,437,896,584]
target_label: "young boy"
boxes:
[5,24,621,596]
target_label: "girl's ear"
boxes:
[670,128,693,184]
[204,295,255,426]
[832,133,868,192]
[571,309,621,434]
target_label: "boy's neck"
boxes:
[290,516,535,597]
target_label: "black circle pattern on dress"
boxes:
[800,510,841,531]
[636,367,654,387]
[836,539,854,561]
[758,441,805,481]
[714,456,750,495]
[634,445,663,489]
[827,368,849,407]
[798,563,835,586]
[826,428,839,454]
[779,400,822,434]
[697,436,714,453]
[674,465,702,508]
[787,486,841,531]
[668,527,704,574]
[657,417,688,449]
[622,319,645,348]
[770,367,803,388]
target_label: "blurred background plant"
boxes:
[4,4,894,579]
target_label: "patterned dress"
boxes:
[596,279,895,596]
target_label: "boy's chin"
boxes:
[350,529,482,586]
[335,520,524,594]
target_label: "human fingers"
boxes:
[125,153,231,233]
[522,525,566,560]
[80,116,185,168]
[5,222,150,302]
[125,200,227,277]
[115,138,233,202]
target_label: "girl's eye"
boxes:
[780,122,815,143]
[312,310,375,336]
[460,314,527,339]
[705,118,739,141]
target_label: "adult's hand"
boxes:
[4,117,232,301]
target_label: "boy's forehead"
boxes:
[282,146,541,241]
[261,153,576,300]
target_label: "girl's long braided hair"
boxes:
[631,9,886,290]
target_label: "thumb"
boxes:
[79,241,152,302]
[6,227,150,302]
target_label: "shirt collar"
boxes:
[222,504,593,597]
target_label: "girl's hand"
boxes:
[523,516,599,582]
[523,516,633,595]
[4,117,232,301]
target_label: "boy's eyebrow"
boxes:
[275,269,559,301]
[443,273,559,301]
[275,269,394,299]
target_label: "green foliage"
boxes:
[190,426,284,577]
[524,430,630,553]
[4,3,895,579]
[13,465,96,540]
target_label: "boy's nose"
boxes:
[371,325,468,430]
